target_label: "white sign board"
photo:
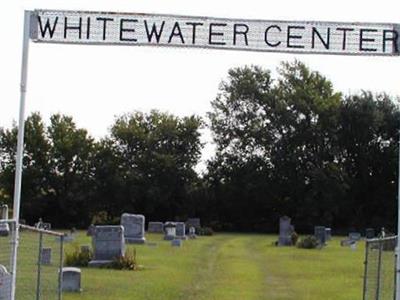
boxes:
[31,10,399,56]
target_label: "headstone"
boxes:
[164,222,176,241]
[278,216,293,246]
[340,239,356,247]
[349,232,361,241]
[120,213,146,244]
[41,248,52,265]
[176,222,187,240]
[0,265,11,300]
[314,226,327,245]
[86,224,95,236]
[61,267,81,292]
[148,222,164,233]
[189,226,196,239]
[89,225,125,267]
[0,221,10,237]
[0,205,8,220]
[186,218,201,229]
[171,239,182,247]
[325,228,332,241]
[366,228,375,239]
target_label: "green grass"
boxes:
[15,232,366,300]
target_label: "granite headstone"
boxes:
[278,216,293,246]
[61,267,81,292]
[121,213,146,244]
[314,226,327,245]
[148,222,164,233]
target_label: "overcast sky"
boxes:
[1,0,400,172]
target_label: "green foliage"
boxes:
[108,249,138,271]
[64,245,93,267]
[198,227,214,236]
[291,231,299,245]
[297,236,319,249]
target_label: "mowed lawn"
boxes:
[56,232,365,300]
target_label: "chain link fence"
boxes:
[363,236,397,300]
[0,221,65,300]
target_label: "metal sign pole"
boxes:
[10,10,31,300]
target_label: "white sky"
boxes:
[1,0,400,173]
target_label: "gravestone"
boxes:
[61,267,81,292]
[366,228,375,239]
[41,248,52,265]
[189,226,197,239]
[349,232,361,241]
[171,239,182,247]
[186,218,201,229]
[164,222,176,241]
[0,265,11,300]
[89,225,125,267]
[0,221,9,237]
[278,216,293,246]
[325,228,332,241]
[0,205,8,220]
[176,222,187,240]
[148,222,164,233]
[86,224,95,236]
[121,213,146,244]
[314,226,327,245]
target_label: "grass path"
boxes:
[55,232,364,300]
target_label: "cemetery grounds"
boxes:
[18,232,364,300]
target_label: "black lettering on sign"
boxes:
[383,30,399,53]
[144,21,165,43]
[96,17,114,40]
[186,22,204,44]
[311,27,330,49]
[336,27,354,50]
[38,16,59,39]
[264,25,281,47]
[120,19,138,42]
[64,17,82,39]
[86,17,91,40]
[209,23,227,45]
[359,28,378,52]
[233,23,249,46]
[168,22,185,44]
[287,25,305,48]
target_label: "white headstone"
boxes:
[164,222,176,241]
[61,267,81,292]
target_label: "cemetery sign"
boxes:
[31,10,400,56]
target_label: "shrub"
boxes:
[108,249,138,270]
[198,227,214,236]
[297,236,319,249]
[291,231,299,245]
[65,245,93,267]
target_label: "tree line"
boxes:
[0,61,399,233]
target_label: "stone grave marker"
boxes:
[325,228,332,241]
[171,239,182,247]
[89,225,125,267]
[0,221,9,237]
[278,216,293,246]
[62,267,82,292]
[366,228,375,239]
[314,226,327,245]
[0,205,8,220]
[164,222,176,241]
[186,218,201,229]
[189,226,196,239]
[41,248,52,265]
[349,232,361,241]
[121,213,146,244]
[0,265,11,300]
[176,222,187,240]
[148,222,164,233]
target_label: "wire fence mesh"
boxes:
[0,220,14,300]
[363,236,397,300]
[16,224,64,300]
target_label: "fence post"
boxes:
[58,235,64,300]
[36,231,43,300]
[376,241,383,300]
[363,240,370,300]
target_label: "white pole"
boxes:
[397,127,400,300]
[10,10,31,300]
